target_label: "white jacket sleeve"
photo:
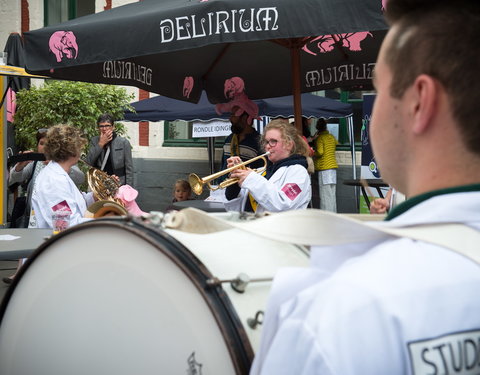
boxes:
[258,321,334,375]
[242,165,311,212]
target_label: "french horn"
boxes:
[79,159,128,217]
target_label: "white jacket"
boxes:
[224,164,311,213]
[30,162,94,229]
[252,190,480,375]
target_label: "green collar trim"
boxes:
[386,184,480,220]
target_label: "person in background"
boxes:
[9,128,85,220]
[313,118,338,212]
[216,94,263,175]
[224,119,311,213]
[369,188,406,214]
[173,179,192,203]
[3,126,90,285]
[165,179,193,212]
[251,0,480,373]
[85,113,133,187]
[30,124,95,229]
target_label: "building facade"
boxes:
[1,0,361,213]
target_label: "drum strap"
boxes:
[165,208,480,266]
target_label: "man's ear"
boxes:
[410,74,438,135]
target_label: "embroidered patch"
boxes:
[51,200,72,213]
[408,329,480,374]
[281,183,302,201]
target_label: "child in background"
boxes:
[173,179,192,203]
[165,179,193,212]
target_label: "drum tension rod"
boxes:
[247,311,264,329]
[206,273,273,293]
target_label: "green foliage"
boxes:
[13,80,135,150]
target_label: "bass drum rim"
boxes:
[0,217,254,374]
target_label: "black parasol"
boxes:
[23,0,387,128]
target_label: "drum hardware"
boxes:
[206,273,273,293]
[188,151,270,195]
[247,311,264,329]
[0,219,310,374]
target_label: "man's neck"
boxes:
[239,125,253,142]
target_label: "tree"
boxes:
[13,80,135,150]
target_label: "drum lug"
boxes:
[247,311,264,329]
[230,272,250,293]
[206,273,273,293]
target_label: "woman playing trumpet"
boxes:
[224,119,312,213]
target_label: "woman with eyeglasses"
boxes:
[224,118,312,213]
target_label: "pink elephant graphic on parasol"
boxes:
[49,31,78,62]
[183,76,194,98]
[215,77,259,125]
[302,32,373,56]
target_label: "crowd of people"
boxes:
[6,0,479,372]
[4,114,138,283]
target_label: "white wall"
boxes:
[0,0,21,51]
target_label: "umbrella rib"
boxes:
[202,43,232,81]
[270,38,304,50]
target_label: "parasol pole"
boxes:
[291,46,303,134]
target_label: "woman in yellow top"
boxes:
[313,118,338,212]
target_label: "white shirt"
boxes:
[252,191,480,375]
[30,161,94,228]
[224,164,311,213]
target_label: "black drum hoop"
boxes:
[0,217,254,374]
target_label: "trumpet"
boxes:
[189,151,270,195]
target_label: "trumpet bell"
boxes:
[188,173,204,195]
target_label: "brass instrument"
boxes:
[86,167,121,203]
[189,152,270,195]
[79,159,127,217]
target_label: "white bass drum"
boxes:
[0,217,308,375]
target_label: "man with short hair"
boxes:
[251,0,480,373]
[86,113,133,187]
[221,104,262,172]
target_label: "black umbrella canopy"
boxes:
[4,32,30,92]
[124,92,353,122]
[24,0,387,104]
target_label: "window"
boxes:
[44,0,95,26]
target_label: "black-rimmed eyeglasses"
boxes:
[262,139,279,148]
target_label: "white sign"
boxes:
[192,120,231,138]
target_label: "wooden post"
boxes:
[291,46,302,134]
